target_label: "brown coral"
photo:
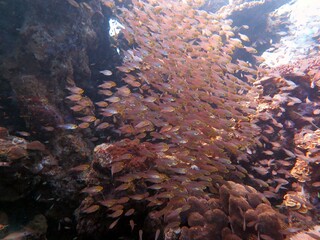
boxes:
[178,182,285,240]
[283,192,312,214]
[290,159,311,183]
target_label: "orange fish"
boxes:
[99,81,116,89]
[99,199,117,207]
[125,208,135,216]
[81,186,103,194]
[78,122,90,129]
[238,33,250,42]
[143,96,157,103]
[109,218,120,229]
[108,209,123,218]
[129,219,135,231]
[70,105,85,112]
[160,106,175,113]
[105,96,121,103]
[66,94,82,101]
[69,164,90,172]
[135,120,152,128]
[96,122,110,130]
[67,0,80,8]
[117,86,131,96]
[111,162,125,175]
[95,101,109,107]
[82,205,100,214]
[77,116,96,122]
[67,86,84,94]
[98,89,113,96]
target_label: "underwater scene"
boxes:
[0,0,320,239]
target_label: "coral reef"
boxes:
[250,56,320,233]
[0,0,320,239]
[0,127,46,201]
[74,0,271,238]
[178,181,286,240]
[289,225,320,240]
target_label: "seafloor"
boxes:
[0,0,319,239]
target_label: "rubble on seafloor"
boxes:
[0,0,320,239]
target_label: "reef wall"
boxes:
[0,0,319,239]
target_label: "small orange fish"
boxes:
[98,89,113,96]
[82,204,100,214]
[16,131,30,137]
[67,0,80,8]
[81,186,103,194]
[105,96,121,103]
[160,106,175,113]
[78,98,92,107]
[69,164,90,172]
[126,80,141,87]
[263,150,273,156]
[81,2,92,11]
[96,122,110,130]
[143,96,157,103]
[78,122,90,129]
[67,86,84,94]
[99,199,117,207]
[77,115,96,123]
[117,86,131,96]
[70,105,85,112]
[243,46,257,54]
[66,94,82,101]
[238,33,250,42]
[109,218,120,229]
[312,182,320,187]
[155,229,160,240]
[95,101,109,107]
[111,162,125,175]
[313,109,320,115]
[135,120,152,128]
[101,107,119,117]
[129,219,135,231]
[130,193,149,201]
[108,209,123,218]
[42,126,55,132]
[26,141,46,152]
[160,125,172,133]
[99,81,116,89]
[125,208,135,216]
[117,197,130,204]
[0,162,11,167]
[115,183,131,191]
